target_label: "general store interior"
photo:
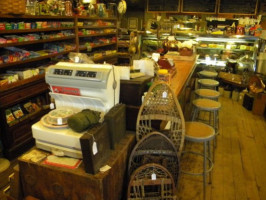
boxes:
[0,0,266,200]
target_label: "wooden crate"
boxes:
[19,133,136,200]
[120,76,153,106]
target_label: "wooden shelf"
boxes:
[0,14,75,19]
[77,16,117,20]
[118,52,131,58]
[0,49,75,69]
[0,36,75,48]
[0,27,75,34]
[79,32,117,38]
[0,74,45,92]
[78,25,116,29]
[79,42,117,51]
[197,47,252,52]
[7,107,49,128]
[93,54,117,62]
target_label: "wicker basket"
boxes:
[0,0,26,15]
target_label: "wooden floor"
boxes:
[177,96,266,200]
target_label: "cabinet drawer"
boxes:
[0,83,48,107]
[11,123,32,145]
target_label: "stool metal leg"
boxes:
[208,140,212,184]
[191,107,199,121]
[203,141,207,200]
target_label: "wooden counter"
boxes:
[170,58,197,97]
[167,55,198,97]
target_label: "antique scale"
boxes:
[32,62,120,159]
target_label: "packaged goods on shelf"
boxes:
[11,104,24,119]
[0,73,19,83]
[5,109,16,126]
[0,47,39,63]
[6,69,34,80]
[0,37,7,44]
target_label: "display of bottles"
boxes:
[65,0,73,16]
[26,0,36,15]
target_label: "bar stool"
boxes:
[182,122,215,200]
[191,98,221,160]
[199,70,218,79]
[192,98,221,132]
[198,79,219,90]
[195,88,220,101]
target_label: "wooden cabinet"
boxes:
[0,15,77,159]
[0,76,50,159]
[77,16,118,64]
[19,133,135,200]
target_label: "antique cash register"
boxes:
[32,62,120,160]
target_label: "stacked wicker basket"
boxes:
[0,0,26,15]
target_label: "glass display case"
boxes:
[141,33,259,73]
[195,35,259,72]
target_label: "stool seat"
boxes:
[198,79,219,87]
[199,71,218,78]
[193,98,221,110]
[185,122,215,142]
[195,89,220,99]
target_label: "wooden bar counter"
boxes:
[18,133,136,200]
[170,56,198,97]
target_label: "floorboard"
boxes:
[178,96,266,200]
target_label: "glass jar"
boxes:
[157,69,170,84]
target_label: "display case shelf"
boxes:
[0,27,75,34]
[92,54,117,62]
[0,74,45,92]
[79,32,117,38]
[0,49,75,69]
[0,14,75,19]
[77,16,117,20]
[79,42,117,51]
[78,26,117,29]
[0,36,75,48]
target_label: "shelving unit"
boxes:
[0,36,75,48]
[117,34,131,65]
[0,14,118,159]
[77,16,118,64]
[0,49,74,69]
[0,15,77,159]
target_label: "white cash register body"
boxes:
[32,62,120,158]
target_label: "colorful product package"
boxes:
[11,105,24,119]
[5,109,16,125]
